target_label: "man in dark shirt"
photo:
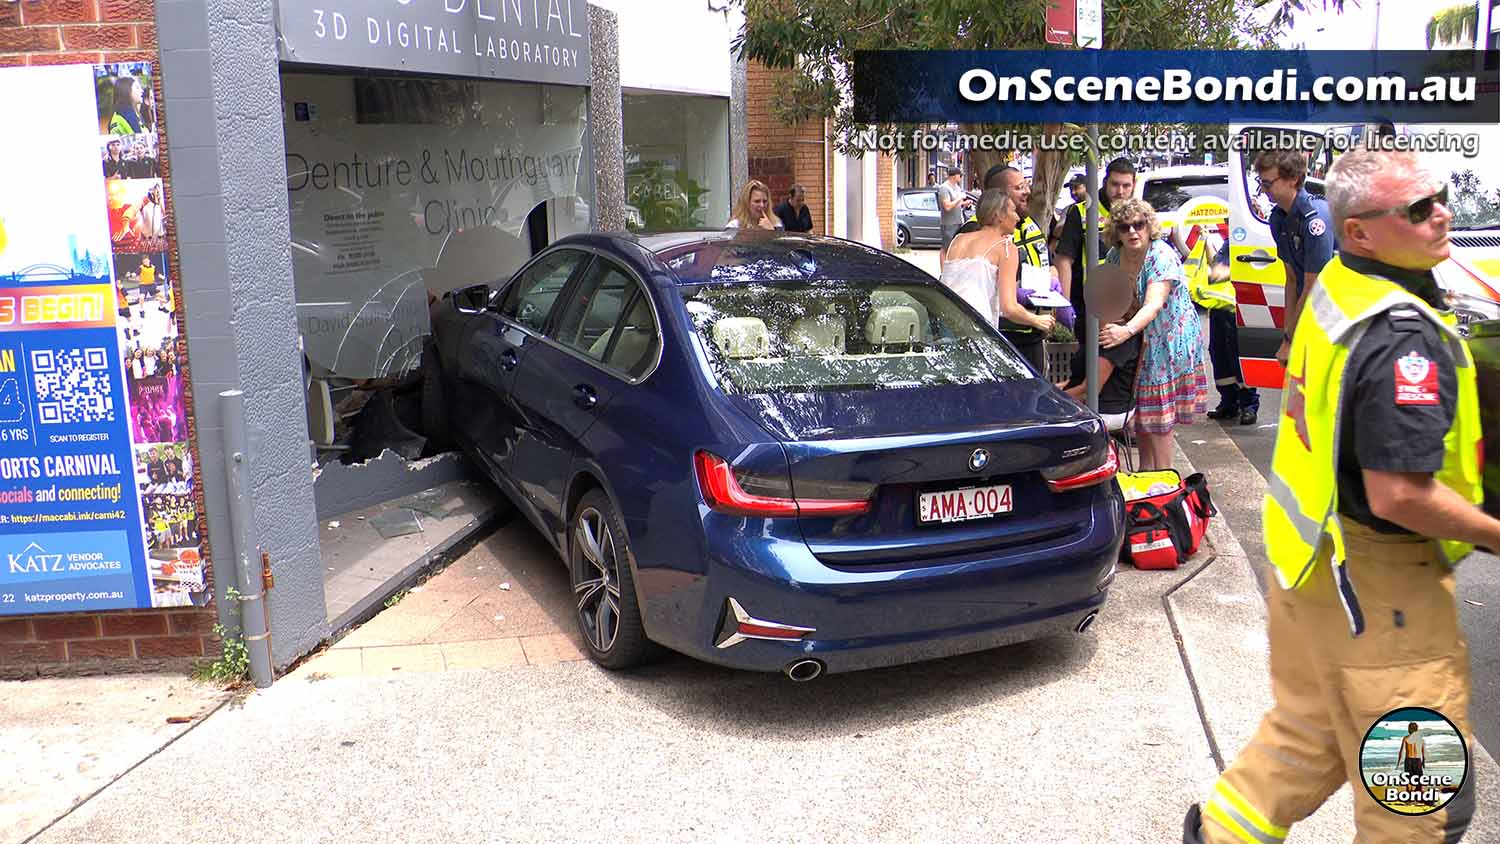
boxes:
[1257,149,1335,365]
[773,185,813,233]
[1334,251,1457,534]
[103,139,128,179]
[1185,148,1499,844]
[1056,158,1137,387]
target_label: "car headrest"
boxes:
[870,289,932,342]
[712,316,771,359]
[786,315,846,356]
[865,305,921,348]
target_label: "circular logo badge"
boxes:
[1232,226,1248,243]
[968,448,989,472]
[1359,707,1469,816]
[1308,218,1327,237]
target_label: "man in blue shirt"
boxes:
[1257,150,1336,366]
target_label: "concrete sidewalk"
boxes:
[7,423,1497,843]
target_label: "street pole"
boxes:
[221,389,273,688]
[1084,124,1100,411]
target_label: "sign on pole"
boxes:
[1045,0,1076,46]
[1077,0,1102,49]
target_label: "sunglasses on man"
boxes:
[1350,183,1449,225]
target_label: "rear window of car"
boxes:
[680,281,1032,393]
[1142,176,1227,212]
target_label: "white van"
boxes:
[1228,123,1500,389]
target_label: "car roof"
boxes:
[1139,165,1227,181]
[574,230,934,286]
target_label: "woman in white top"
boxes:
[726,179,784,231]
[938,190,1055,372]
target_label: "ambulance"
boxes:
[1228,122,1500,389]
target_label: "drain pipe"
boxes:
[221,390,273,688]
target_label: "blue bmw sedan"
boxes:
[426,230,1125,680]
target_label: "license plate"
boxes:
[918,484,1013,524]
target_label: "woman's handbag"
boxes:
[1118,469,1218,569]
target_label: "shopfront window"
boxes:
[622,93,730,231]
[282,73,591,382]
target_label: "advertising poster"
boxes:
[0,63,204,615]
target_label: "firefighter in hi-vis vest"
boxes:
[1183,148,1500,844]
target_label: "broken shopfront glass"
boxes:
[282,73,591,461]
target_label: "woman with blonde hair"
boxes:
[727,179,783,230]
[939,189,1055,372]
[1097,198,1206,470]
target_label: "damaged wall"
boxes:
[160,0,327,670]
[314,451,479,520]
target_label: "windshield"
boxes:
[1142,176,1227,212]
[681,281,1032,393]
[1432,125,1500,231]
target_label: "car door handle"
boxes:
[500,349,519,371]
[572,384,598,410]
[1235,252,1276,265]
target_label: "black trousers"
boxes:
[1003,332,1046,376]
[1208,308,1259,413]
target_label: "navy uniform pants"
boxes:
[1208,309,1259,414]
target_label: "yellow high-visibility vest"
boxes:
[1263,256,1483,633]
[1015,216,1048,267]
[1185,237,1236,311]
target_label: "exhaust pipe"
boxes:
[1075,611,1098,633]
[784,658,824,682]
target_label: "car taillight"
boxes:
[694,451,872,517]
[1042,442,1119,492]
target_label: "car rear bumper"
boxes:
[672,493,1124,675]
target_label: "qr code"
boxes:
[32,347,114,425]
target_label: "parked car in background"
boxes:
[895,187,943,247]
[426,231,1125,680]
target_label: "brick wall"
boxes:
[746,60,827,234]
[1,609,219,677]
[876,152,894,250]
[0,0,156,67]
[0,1,219,679]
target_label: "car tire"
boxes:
[570,489,654,670]
[420,340,452,451]
[896,224,910,248]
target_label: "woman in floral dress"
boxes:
[1097,199,1207,470]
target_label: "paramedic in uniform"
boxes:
[1183,148,1500,844]
[1258,149,1335,366]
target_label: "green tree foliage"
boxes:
[1426,3,1480,49]
[735,0,1343,219]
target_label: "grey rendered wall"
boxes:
[588,6,625,232]
[157,0,327,669]
[731,54,748,194]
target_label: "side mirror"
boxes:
[453,283,492,314]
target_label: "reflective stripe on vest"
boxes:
[1262,256,1483,634]
[1014,216,1048,267]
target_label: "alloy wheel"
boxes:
[573,507,622,653]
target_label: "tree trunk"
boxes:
[1029,124,1072,233]
[960,123,1010,190]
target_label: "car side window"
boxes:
[604,290,660,379]
[498,249,588,333]
[550,259,659,378]
[905,192,937,212]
